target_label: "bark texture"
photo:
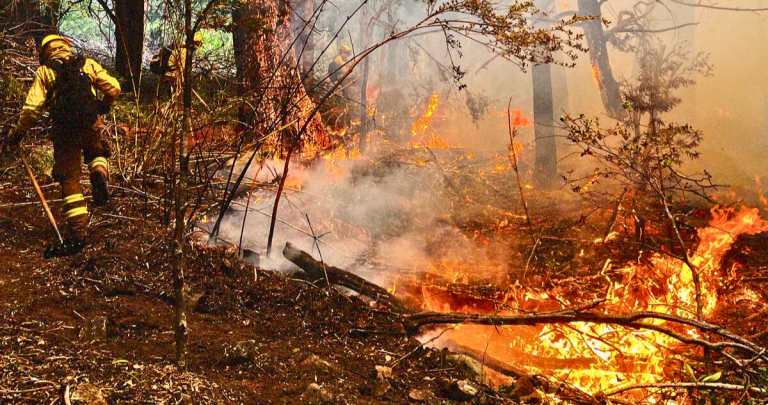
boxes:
[283,242,408,312]
[114,0,145,92]
[232,0,327,147]
[578,0,626,118]
[532,62,557,190]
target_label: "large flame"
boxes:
[409,92,458,150]
[419,206,768,401]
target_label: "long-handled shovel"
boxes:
[18,153,82,258]
[20,153,64,245]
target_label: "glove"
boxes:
[97,99,113,115]
[1,128,22,157]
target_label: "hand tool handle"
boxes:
[20,154,64,244]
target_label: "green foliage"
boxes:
[60,1,114,45]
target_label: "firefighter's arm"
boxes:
[8,67,48,143]
[89,60,121,104]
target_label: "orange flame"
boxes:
[591,64,601,89]
[419,206,768,400]
[411,92,440,138]
[507,109,532,128]
[409,92,460,150]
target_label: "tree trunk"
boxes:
[293,0,315,77]
[358,7,370,152]
[283,242,408,312]
[551,61,570,117]
[532,63,557,190]
[231,0,327,146]
[578,0,625,119]
[231,6,250,131]
[530,0,557,190]
[114,0,145,93]
[172,0,194,372]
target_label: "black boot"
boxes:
[44,236,86,259]
[90,169,109,206]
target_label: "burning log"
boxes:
[445,338,597,372]
[442,339,527,379]
[283,242,409,312]
[402,304,768,364]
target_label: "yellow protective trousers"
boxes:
[52,117,111,238]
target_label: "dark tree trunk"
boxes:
[231,0,327,145]
[551,61,570,117]
[532,62,557,190]
[231,6,250,130]
[358,6,369,152]
[578,0,625,119]
[172,0,195,371]
[530,0,557,189]
[114,0,145,93]
[359,56,370,151]
[293,0,315,76]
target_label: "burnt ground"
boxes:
[2,149,768,404]
[0,157,507,405]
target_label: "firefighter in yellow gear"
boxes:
[162,32,203,88]
[328,44,352,84]
[1,34,120,255]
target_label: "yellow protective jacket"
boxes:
[164,46,187,81]
[12,46,121,137]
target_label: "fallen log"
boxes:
[403,308,768,364]
[443,340,601,405]
[444,338,597,372]
[442,339,527,379]
[283,242,410,313]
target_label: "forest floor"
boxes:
[0,154,507,405]
[2,144,768,405]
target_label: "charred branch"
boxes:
[403,306,768,364]
[283,242,410,312]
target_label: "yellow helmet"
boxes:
[340,44,352,53]
[41,34,71,50]
[193,32,203,45]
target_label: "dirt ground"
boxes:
[2,148,768,405]
[0,158,510,405]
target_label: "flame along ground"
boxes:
[273,92,767,402]
[419,206,768,401]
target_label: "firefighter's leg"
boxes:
[52,141,88,243]
[84,120,111,206]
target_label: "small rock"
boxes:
[408,389,434,402]
[241,248,259,264]
[372,378,391,397]
[225,340,259,364]
[508,376,542,403]
[183,288,204,309]
[300,354,333,375]
[439,379,479,402]
[71,383,107,405]
[304,383,333,403]
[79,317,108,341]
[457,380,478,397]
[446,354,492,385]
[375,365,393,380]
